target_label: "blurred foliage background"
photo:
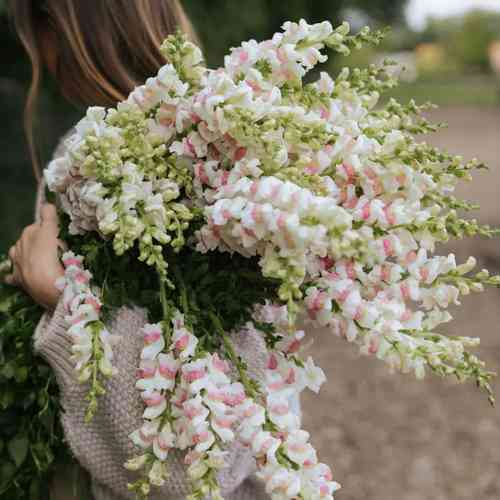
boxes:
[1,0,500,251]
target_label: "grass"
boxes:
[386,76,500,107]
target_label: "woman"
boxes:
[5,1,269,498]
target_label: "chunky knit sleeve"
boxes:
[32,132,270,500]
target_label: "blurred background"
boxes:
[1,0,500,499]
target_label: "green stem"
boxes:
[159,274,169,319]
[208,311,258,399]
[171,262,189,318]
[159,274,173,347]
[159,400,173,429]
[85,323,102,423]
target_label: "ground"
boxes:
[302,107,500,500]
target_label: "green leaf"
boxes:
[1,361,15,380]
[29,479,41,500]
[0,461,16,483]
[15,366,29,383]
[0,389,14,409]
[8,436,29,467]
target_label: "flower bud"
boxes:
[124,454,148,471]
[457,281,470,296]
[78,365,92,383]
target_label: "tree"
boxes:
[450,10,500,73]
[420,10,500,74]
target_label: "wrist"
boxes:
[28,268,64,310]
[45,288,62,312]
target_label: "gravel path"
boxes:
[302,107,500,500]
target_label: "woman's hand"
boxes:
[4,204,65,309]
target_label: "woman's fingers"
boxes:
[40,203,58,222]
[8,245,16,262]
[22,224,38,237]
[15,239,23,261]
[20,224,37,254]
[3,211,64,307]
[40,204,59,235]
[8,233,28,286]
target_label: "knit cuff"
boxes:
[33,297,76,391]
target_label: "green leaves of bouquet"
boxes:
[0,270,72,499]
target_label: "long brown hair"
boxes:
[8,0,199,181]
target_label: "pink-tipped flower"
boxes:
[140,323,165,360]
[157,353,180,380]
[222,382,246,407]
[142,390,165,407]
[153,424,176,461]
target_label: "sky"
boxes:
[406,0,500,30]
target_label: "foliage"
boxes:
[60,212,279,336]
[0,272,73,499]
[420,10,500,74]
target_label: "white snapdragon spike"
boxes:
[56,252,119,419]
[129,306,339,499]
[228,321,339,500]
[300,252,483,379]
[172,351,266,497]
[224,19,343,87]
[128,312,236,498]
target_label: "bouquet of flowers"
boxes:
[2,19,500,500]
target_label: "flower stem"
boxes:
[171,262,190,318]
[208,312,258,399]
[158,273,175,349]
[159,274,170,319]
[85,323,103,423]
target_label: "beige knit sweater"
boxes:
[33,134,270,500]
